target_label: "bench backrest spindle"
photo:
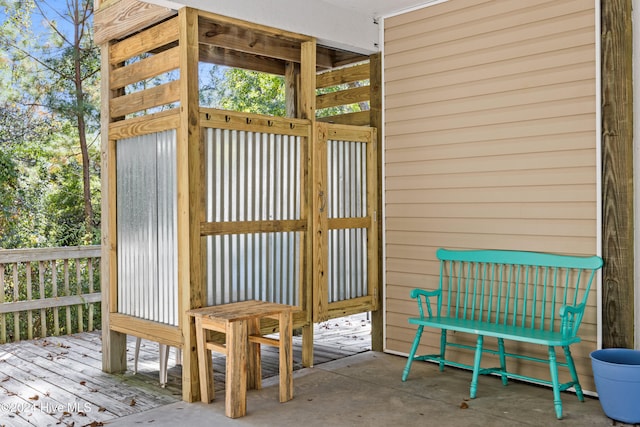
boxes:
[436,249,603,338]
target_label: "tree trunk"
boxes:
[74,2,94,239]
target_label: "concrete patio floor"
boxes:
[112,351,622,427]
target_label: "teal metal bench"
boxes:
[401,248,603,419]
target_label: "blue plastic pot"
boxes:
[591,348,640,424]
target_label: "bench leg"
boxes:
[439,329,447,372]
[247,318,262,391]
[470,335,484,399]
[563,345,584,401]
[226,320,248,418]
[548,346,563,420]
[194,317,214,403]
[278,310,294,403]
[497,338,508,386]
[402,325,424,381]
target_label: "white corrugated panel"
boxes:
[116,130,178,326]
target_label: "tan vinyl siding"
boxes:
[384,0,598,390]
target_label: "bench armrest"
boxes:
[409,288,441,319]
[559,304,586,338]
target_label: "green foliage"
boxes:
[0,101,63,247]
[0,0,101,248]
[201,65,286,116]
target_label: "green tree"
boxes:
[0,0,100,247]
[0,101,63,247]
[201,65,286,116]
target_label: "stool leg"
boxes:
[194,317,214,403]
[134,337,141,374]
[159,344,169,387]
[247,317,262,390]
[226,320,248,418]
[279,310,293,403]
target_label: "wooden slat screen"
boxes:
[316,62,371,126]
[108,17,181,119]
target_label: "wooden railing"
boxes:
[0,246,101,343]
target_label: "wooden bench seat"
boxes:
[401,248,603,420]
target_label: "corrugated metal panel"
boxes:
[116,130,178,326]
[204,128,301,306]
[327,139,368,303]
[384,0,598,388]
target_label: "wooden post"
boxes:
[100,42,127,373]
[178,7,204,402]
[285,61,298,118]
[369,53,384,352]
[300,39,317,367]
[601,0,634,349]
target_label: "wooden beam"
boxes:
[300,41,317,121]
[369,53,384,352]
[199,108,310,136]
[198,18,303,65]
[199,45,286,75]
[316,86,370,110]
[601,0,634,348]
[109,16,180,64]
[300,40,316,368]
[317,46,368,70]
[177,7,203,403]
[100,42,127,374]
[285,61,298,117]
[110,313,182,347]
[197,9,313,45]
[110,46,180,90]
[110,80,180,118]
[196,11,366,71]
[108,109,180,140]
[316,63,370,89]
[94,0,176,46]
[201,220,307,236]
[317,111,370,126]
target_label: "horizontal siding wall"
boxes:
[384,0,598,390]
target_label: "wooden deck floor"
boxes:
[0,314,371,426]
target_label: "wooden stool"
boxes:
[187,300,294,418]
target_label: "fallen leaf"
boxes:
[79,381,86,386]
[460,401,469,409]
[129,398,136,406]
[29,395,39,401]
[78,411,87,416]
[98,407,106,412]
